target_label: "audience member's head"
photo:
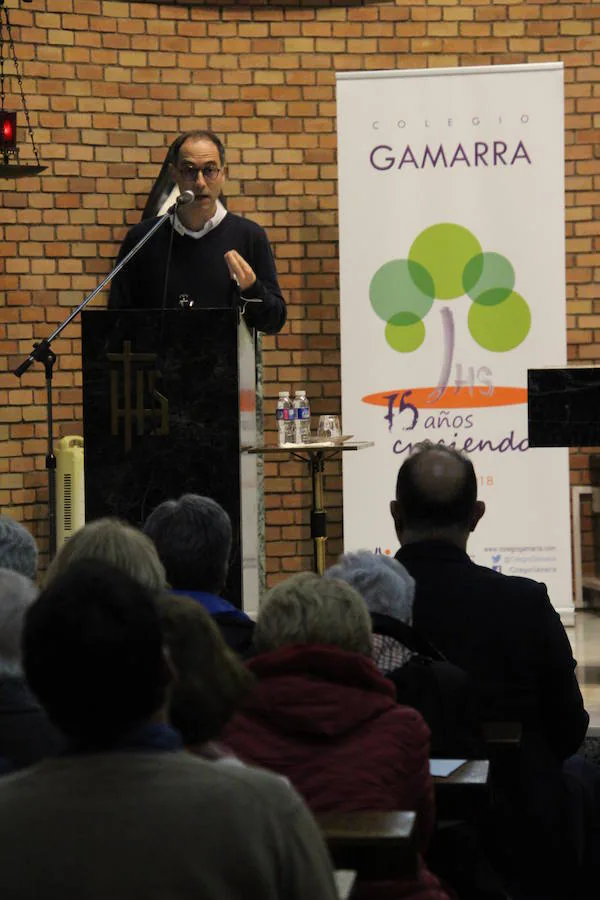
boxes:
[143,494,232,594]
[158,592,253,747]
[0,518,38,581]
[325,551,415,624]
[325,552,415,673]
[45,518,166,590]
[23,560,169,747]
[254,572,372,657]
[391,441,485,547]
[0,568,38,678]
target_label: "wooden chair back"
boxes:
[316,810,418,880]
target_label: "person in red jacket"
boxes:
[224,572,452,900]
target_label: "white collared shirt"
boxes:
[173,199,228,239]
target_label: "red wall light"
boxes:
[0,112,17,149]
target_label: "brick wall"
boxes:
[0,0,598,586]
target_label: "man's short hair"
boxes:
[395,441,478,530]
[169,130,226,167]
[254,572,372,657]
[0,518,38,581]
[158,592,253,746]
[0,568,38,677]
[143,495,232,594]
[23,560,167,747]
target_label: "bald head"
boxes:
[391,443,484,547]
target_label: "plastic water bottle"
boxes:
[276,391,295,446]
[293,390,311,444]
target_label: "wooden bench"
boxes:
[317,810,418,881]
[482,720,522,750]
[432,759,491,821]
[432,758,490,787]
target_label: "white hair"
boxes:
[325,551,415,625]
[0,568,38,677]
[0,517,38,580]
[324,552,416,673]
[255,572,372,657]
[46,518,166,591]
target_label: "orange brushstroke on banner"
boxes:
[361,387,527,409]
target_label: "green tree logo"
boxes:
[369,223,531,353]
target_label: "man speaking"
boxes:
[108,130,287,335]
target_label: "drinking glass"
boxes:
[317,415,341,441]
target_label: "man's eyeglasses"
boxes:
[177,163,222,184]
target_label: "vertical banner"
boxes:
[337,64,573,621]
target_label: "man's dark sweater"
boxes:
[108,212,287,335]
[396,540,588,758]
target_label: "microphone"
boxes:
[167,190,195,215]
[176,190,195,207]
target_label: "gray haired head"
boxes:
[0,518,38,581]
[325,551,415,626]
[254,572,372,657]
[0,568,38,677]
[143,494,232,594]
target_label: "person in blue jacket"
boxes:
[144,493,254,655]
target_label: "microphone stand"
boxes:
[12,193,192,559]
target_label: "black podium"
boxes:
[527,366,600,447]
[81,309,259,611]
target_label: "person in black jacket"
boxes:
[108,130,287,336]
[390,441,590,898]
[391,442,588,758]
